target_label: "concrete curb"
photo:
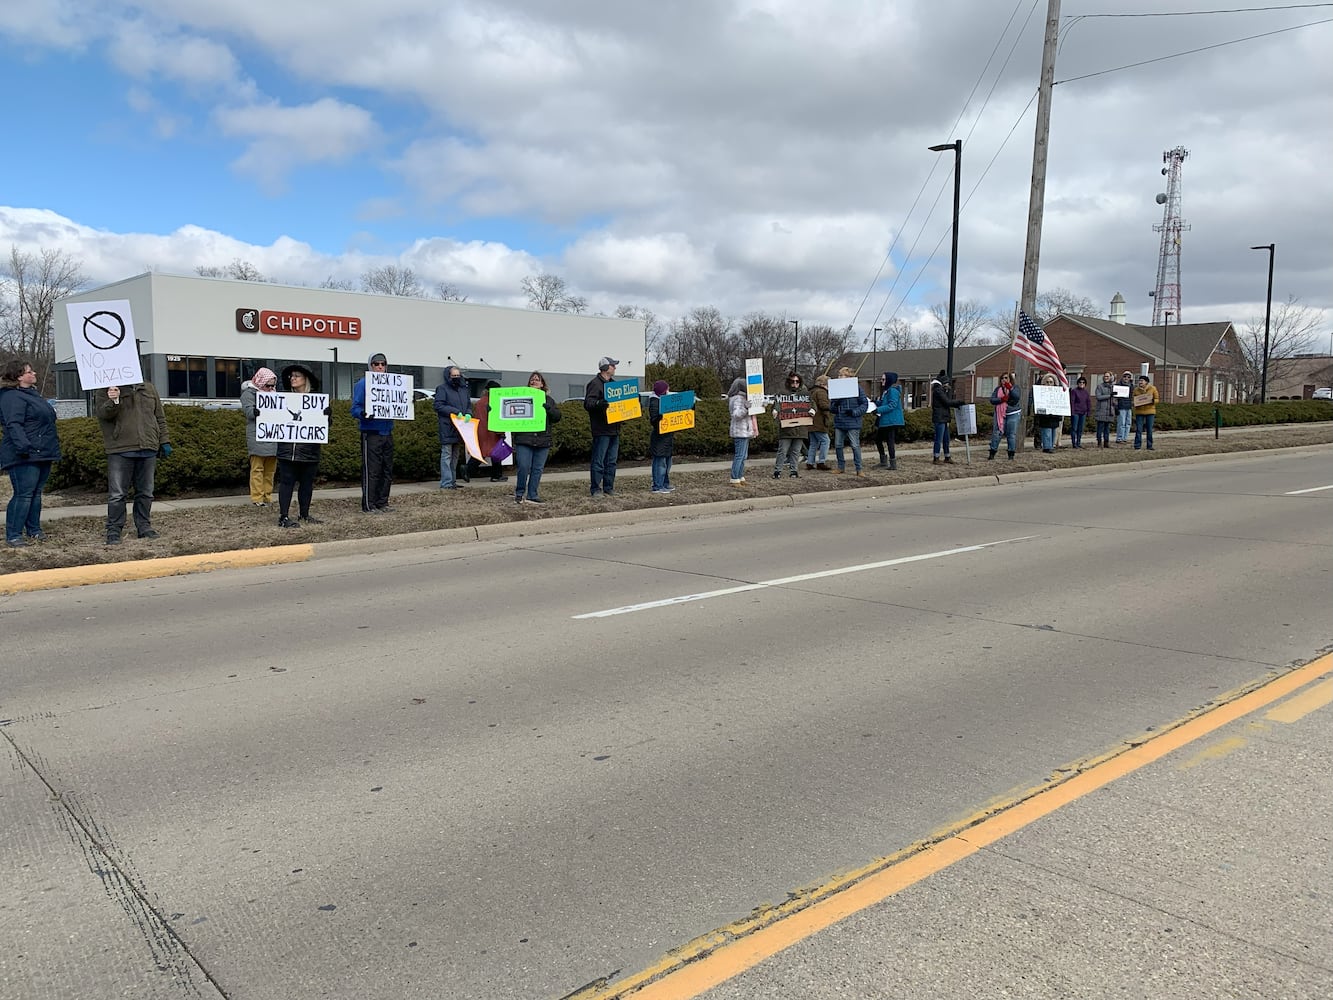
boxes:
[5,441,1329,594]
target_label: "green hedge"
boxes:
[12,398,1328,496]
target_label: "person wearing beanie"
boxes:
[350,351,395,512]
[1114,370,1135,443]
[829,366,869,476]
[929,370,963,464]
[647,378,679,493]
[583,356,622,497]
[241,366,279,506]
[1093,371,1116,448]
[275,363,328,528]
[806,374,832,470]
[872,371,904,470]
[772,371,809,479]
[1132,374,1160,451]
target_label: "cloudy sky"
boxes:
[2,0,1330,341]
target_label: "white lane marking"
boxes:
[573,536,1039,619]
[1284,484,1333,495]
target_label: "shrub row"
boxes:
[13,398,1329,496]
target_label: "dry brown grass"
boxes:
[4,425,1329,575]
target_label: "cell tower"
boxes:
[1151,146,1190,326]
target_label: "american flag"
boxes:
[1013,311,1068,387]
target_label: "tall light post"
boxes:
[789,319,799,371]
[1250,243,1275,403]
[327,346,338,399]
[929,139,962,381]
[1162,310,1173,402]
[872,326,881,376]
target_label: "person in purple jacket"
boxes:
[1068,376,1092,449]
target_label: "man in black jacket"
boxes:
[584,357,621,497]
[929,370,963,464]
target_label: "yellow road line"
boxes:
[1266,677,1333,723]
[0,545,315,595]
[583,653,1332,1000]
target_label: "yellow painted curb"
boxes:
[0,544,315,595]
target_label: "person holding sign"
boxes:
[351,352,395,513]
[930,370,963,464]
[988,372,1021,461]
[241,367,279,506]
[872,371,904,471]
[772,372,810,479]
[433,366,472,490]
[1035,373,1063,453]
[1114,371,1135,444]
[727,377,757,486]
[830,367,869,476]
[95,380,171,544]
[584,356,622,497]
[1132,375,1160,451]
[274,364,329,528]
[510,372,562,505]
[646,379,677,493]
[806,375,832,470]
[1094,372,1116,449]
[1,360,61,547]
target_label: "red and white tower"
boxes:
[1151,146,1190,326]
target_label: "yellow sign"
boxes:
[607,397,642,423]
[659,409,694,433]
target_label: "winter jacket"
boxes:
[1114,377,1135,412]
[774,394,812,440]
[1069,386,1092,416]
[1132,382,1160,416]
[728,391,756,438]
[1093,380,1116,421]
[584,373,620,437]
[433,378,473,444]
[94,382,170,456]
[831,390,869,430]
[991,381,1021,418]
[810,378,832,434]
[511,391,562,450]
[930,379,962,423]
[351,376,393,435]
[874,385,904,428]
[274,364,325,464]
[240,382,279,458]
[647,394,680,457]
[0,382,62,470]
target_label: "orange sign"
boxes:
[238,308,361,340]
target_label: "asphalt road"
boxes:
[3,448,1330,999]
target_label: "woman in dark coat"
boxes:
[510,371,562,504]
[276,363,327,528]
[1,359,61,546]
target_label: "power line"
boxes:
[1056,17,1333,84]
[1072,3,1333,17]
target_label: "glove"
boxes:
[159,444,173,458]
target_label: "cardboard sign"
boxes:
[1133,392,1155,408]
[66,299,144,389]
[776,393,814,427]
[604,377,641,423]
[1031,384,1071,416]
[955,403,977,437]
[658,391,695,432]
[450,414,483,460]
[366,370,415,420]
[828,377,859,400]
[256,392,330,443]
[487,386,547,432]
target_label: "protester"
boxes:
[1093,371,1116,449]
[1,359,61,547]
[647,379,678,493]
[930,369,963,464]
[1035,373,1062,453]
[727,377,756,486]
[95,380,171,545]
[433,365,471,490]
[1114,371,1135,443]
[275,363,327,528]
[511,371,562,505]
[351,351,394,513]
[1133,374,1160,451]
[1069,375,1092,449]
[872,371,904,470]
[584,356,621,497]
[988,371,1021,461]
[806,374,832,470]
[469,382,508,483]
[829,367,869,476]
[773,371,808,479]
[240,366,279,507]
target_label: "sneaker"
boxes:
[590,490,602,498]
[279,517,300,529]
[28,531,46,541]
[662,486,675,493]
[788,471,799,478]
[729,479,745,488]
[943,457,953,464]
[252,501,267,508]
[772,470,781,479]
[804,463,815,470]
[651,488,669,494]
[376,505,398,513]
[5,537,27,548]
[603,491,616,497]
[105,535,122,546]
[138,529,160,540]
[362,507,384,514]
[515,495,524,505]
[524,497,545,505]
[299,515,324,524]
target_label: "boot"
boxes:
[816,462,831,471]
[889,459,898,471]
[804,463,814,470]
[1008,451,1015,460]
[987,449,996,461]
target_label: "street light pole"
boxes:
[328,346,339,399]
[1250,243,1275,403]
[873,326,881,377]
[1162,310,1173,402]
[929,139,962,382]
[790,319,799,371]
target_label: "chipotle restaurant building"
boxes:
[54,272,646,405]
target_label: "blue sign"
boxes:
[660,390,695,413]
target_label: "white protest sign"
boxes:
[1114,384,1130,399]
[66,299,144,390]
[1032,384,1071,416]
[955,403,977,436]
[828,377,859,400]
[256,392,330,444]
[366,370,415,420]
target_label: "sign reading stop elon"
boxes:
[235,308,361,340]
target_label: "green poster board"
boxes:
[487,386,547,432]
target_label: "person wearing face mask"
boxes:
[1114,371,1135,444]
[1093,371,1116,448]
[351,351,395,512]
[872,371,904,470]
[433,365,472,490]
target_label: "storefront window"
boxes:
[215,358,242,398]
[167,356,208,398]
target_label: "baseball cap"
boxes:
[598,356,620,370]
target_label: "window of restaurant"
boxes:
[215,358,242,398]
[167,355,208,398]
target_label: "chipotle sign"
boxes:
[235,307,361,340]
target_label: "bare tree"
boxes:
[870,317,925,352]
[319,275,356,291]
[521,273,586,313]
[800,323,861,378]
[927,298,998,348]
[616,304,663,358]
[1,246,86,392]
[436,282,468,302]
[734,312,796,386]
[987,287,1100,340]
[362,265,424,297]
[656,306,736,380]
[197,258,266,281]
[1228,295,1324,401]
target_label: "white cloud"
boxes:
[214,98,380,191]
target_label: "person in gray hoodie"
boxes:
[1093,371,1116,448]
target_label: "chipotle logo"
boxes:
[235,307,361,340]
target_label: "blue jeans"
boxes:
[932,421,951,457]
[106,452,157,537]
[774,437,802,473]
[590,434,619,494]
[651,454,673,490]
[1134,414,1155,449]
[1095,419,1112,446]
[1040,425,1056,450]
[513,443,549,500]
[834,428,862,471]
[1070,413,1087,446]
[989,410,1020,455]
[6,461,51,541]
[1116,408,1132,441]
[438,442,463,488]
[806,431,829,466]
[731,436,750,479]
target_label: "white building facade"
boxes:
[55,272,646,403]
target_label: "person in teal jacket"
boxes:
[872,371,904,471]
